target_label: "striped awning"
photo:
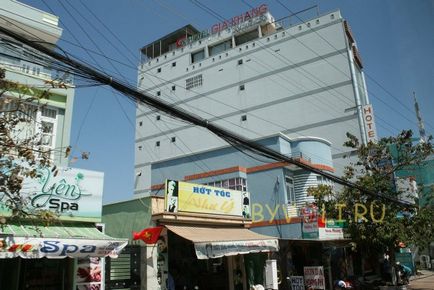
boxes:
[0,223,127,259]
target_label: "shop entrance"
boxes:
[0,258,73,290]
[168,231,229,290]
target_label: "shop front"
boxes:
[0,167,127,290]
[150,180,280,290]
[276,207,356,290]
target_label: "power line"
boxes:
[270,0,434,132]
[0,24,415,208]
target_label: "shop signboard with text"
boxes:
[304,266,325,289]
[0,167,104,222]
[301,205,319,239]
[290,276,304,290]
[318,218,346,240]
[165,180,251,217]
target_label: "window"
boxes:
[209,39,232,56]
[171,137,176,143]
[191,49,205,63]
[186,74,203,90]
[238,59,243,65]
[156,141,160,147]
[156,115,161,121]
[207,177,247,192]
[239,84,245,91]
[138,145,142,151]
[285,176,296,204]
[139,121,143,126]
[157,68,161,73]
[241,115,247,121]
[172,62,176,67]
[317,175,333,186]
[41,107,57,118]
[156,91,161,96]
[171,85,176,91]
[235,29,259,46]
[40,121,54,147]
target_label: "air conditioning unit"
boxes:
[264,259,278,290]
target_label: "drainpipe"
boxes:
[347,44,367,145]
[360,71,370,104]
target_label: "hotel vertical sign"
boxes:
[362,104,377,143]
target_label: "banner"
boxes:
[301,206,319,239]
[165,180,250,217]
[0,167,104,222]
[76,257,104,290]
[0,236,127,259]
[304,266,325,289]
[195,239,278,259]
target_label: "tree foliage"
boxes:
[308,130,434,253]
[0,68,81,223]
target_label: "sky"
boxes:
[17,0,434,204]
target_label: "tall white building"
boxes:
[135,5,372,195]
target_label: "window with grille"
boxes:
[41,107,57,118]
[185,74,203,90]
[285,176,296,204]
[207,177,247,192]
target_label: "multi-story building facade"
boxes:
[0,0,74,166]
[133,7,373,289]
[135,6,372,197]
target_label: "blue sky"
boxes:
[19,0,434,204]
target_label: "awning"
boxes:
[165,224,279,259]
[0,223,127,259]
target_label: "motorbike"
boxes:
[334,280,354,289]
[393,262,410,285]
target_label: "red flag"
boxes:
[132,226,163,244]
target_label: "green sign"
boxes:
[0,167,104,222]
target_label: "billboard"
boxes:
[165,180,250,217]
[0,167,104,222]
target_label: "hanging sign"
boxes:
[165,180,250,217]
[362,104,377,142]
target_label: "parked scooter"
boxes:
[394,262,411,285]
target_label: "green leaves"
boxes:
[310,130,433,252]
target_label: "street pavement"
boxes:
[409,270,434,290]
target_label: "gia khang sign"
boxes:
[0,167,104,222]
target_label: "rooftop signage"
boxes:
[176,4,269,48]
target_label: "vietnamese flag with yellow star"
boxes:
[132,226,163,244]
